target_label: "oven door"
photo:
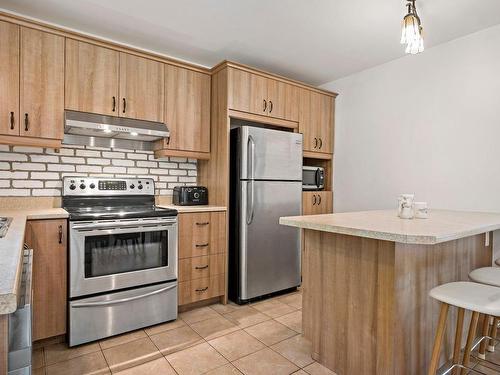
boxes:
[69,217,177,298]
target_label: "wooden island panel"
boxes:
[302,230,491,375]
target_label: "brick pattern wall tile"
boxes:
[0,145,197,197]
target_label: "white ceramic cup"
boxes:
[414,202,428,219]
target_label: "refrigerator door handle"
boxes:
[246,180,255,225]
[246,135,256,225]
[247,135,255,179]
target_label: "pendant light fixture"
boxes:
[401,0,424,54]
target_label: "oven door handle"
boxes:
[73,223,174,232]
[71,284,177,308]
[72,219,176,230]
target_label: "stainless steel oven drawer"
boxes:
[69,281,177,346]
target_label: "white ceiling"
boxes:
[1,0,500,85]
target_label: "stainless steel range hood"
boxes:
[63,110,169,151]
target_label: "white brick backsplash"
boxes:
[13,180,43,188]
[76,150,100,157]
[31,155,59,163]
[0,145,196,197]
[76,165,102,173]
[12,162,46,171]
[31,172,60,179]
[0,153,28,162]
[61,156,86,164]
[48,164,76,172]
[127,153,148,160]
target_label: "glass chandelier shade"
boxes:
[400,1,424,54]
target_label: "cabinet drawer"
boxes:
[179,254,225,282]
[178,274,225,305]
[178,212,226,259]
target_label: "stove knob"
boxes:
[194,192,200,199]
[138,184,143,190]
[69,184,76,190]
[80,184,86,190]
[89,183,95,189]
[130,184,135,189]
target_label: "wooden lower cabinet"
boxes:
[177,211,227,306]
[302,191,333,215]
[24,219,67,341]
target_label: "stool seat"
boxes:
[429,281,500,316]
[470,267,500,287]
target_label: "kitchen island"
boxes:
[280,209,500,375]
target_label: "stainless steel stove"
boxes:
[63,177,178,346]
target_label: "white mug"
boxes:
[414,202,428,219]
[398,194,415,219]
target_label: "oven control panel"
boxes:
[63,177,154,196]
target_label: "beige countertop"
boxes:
[279,209,500,245]
[0,208,68,315]
[159,204,227,213]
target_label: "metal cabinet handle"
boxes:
[269,100,273,113]
[318,195,322,205]
[10,112,14,130]
[112,96,116,112]
[24,113,29,131]
[263,99,267,112]
[122,98,126,113]
[318,138,323,149]
[166,136,171,145]
[312,194,317,205]
[195,286,209,292]
[195,265,209,270]
[58,225,63,244]
[314,138,318,148]
[196,222,209,226]
[196,243,209,248]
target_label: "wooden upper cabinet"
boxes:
[164,65,210,153]
[119,53,164,122]
[20,27,64,140]
[299,89,334,154]
[267,79,299,121]
[25,219,67,341]
[65,39,119,116]
[228,68,268,115]
[0,21,19,136]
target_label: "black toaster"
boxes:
[172,186,208,206]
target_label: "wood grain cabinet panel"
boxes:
[0,21,19,136]
[178,212,226,258]
[228,68,268,115]
[19,27,64,140]
[267,79,299,121]
[302,191,333,215]
[179,253,225,282]
[119,53,164,122]
[163,65,210,153]
[65,39,119,115]
[178,274,225,305]
[25,219,67,341]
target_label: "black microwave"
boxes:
[302,166,325,191]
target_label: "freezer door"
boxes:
[239,180,301,300]
[238,126,303,181]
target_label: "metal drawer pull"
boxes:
[312,195,317,205]
[269,100,273,113]
[196,243,209,248]
[112,96,116,112]
[263,99,267,112]
[318,195,322,204]
[10,112,14,130]
[319,138,323,149]
[195,265,209,270]
[122,98,126,113]
[58,225,63,244]
[72,284,176,307]
[195,286,209,292]
[24,113,29,131]
[314,138,318,148]
[196,222,209,226]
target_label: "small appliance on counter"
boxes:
[173,186,208,206]
[302,166,325,191]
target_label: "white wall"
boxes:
[321,24,500,213]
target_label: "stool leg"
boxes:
[461,311,480,375]
[479,314,491,359]
[428,303,449,375]
[488,317,499,352]
[452,308,465,375]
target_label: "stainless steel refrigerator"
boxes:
[229,126,302,303]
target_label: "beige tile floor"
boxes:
[32,289,338,375]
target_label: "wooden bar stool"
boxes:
[469,267,500,357]
[495,258,500,267]
[428,281,500,375]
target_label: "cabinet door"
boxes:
[119,53,164,122]
[25,219,67,341]
[299,89,318,152]
[228,68,268,115]
[164,65,210,152]
[302,191,333,215]
[65,39,119,116]
[20,27,64,139]
[0,21,19,136]
[318,94,334,153]
[267,79,299,121]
